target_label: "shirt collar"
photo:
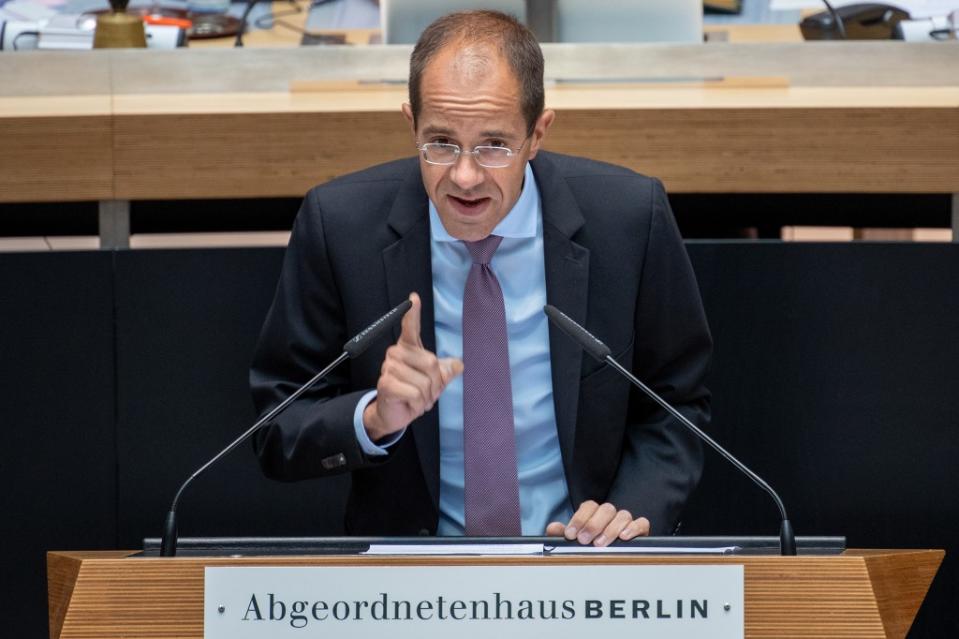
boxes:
[429,162,539,243]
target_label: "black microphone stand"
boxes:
[544,304,797,556]
[160,298,411,556]
[602,355,796,556]
[160,351,348,556]
[234,0,262,47]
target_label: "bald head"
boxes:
[408,11,545,135]
[447,43,495,85]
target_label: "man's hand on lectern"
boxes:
[546,500,651,547]
[363,292,464,442]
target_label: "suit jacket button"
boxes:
[321,453,346,470]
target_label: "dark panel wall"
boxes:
[0,253,116,639]
[683,243,959,637]
[113,249,349,550]
[1,244,956,638]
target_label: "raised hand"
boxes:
[363,292,464,441]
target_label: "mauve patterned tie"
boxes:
[462,234,522,536]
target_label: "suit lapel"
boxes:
[532,154,589,485]
[382,165,441,510]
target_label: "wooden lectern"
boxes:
[48,548,941,639]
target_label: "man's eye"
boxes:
[431,138,450,145]
[487,140,507,148]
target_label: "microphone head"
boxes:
[543,304,612,362]
[343,299,413,358]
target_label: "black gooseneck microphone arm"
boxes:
[234,0,263,47]
[160,299,413,557]
[822,0,848,39]
[543,304,797,556]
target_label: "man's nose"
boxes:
[449,152,484,191]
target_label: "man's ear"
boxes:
[401,103,416,138]
[527,108,555,160]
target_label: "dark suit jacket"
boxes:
[251,151,712,536]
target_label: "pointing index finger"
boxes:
[398,292,423,348]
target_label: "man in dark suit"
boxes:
[251,11,711,545]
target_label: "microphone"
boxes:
[233,0,263,47]
[820,0,848,39]
[543,304,797,556]
[159,298,412,557]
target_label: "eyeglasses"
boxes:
[416,139,528,169]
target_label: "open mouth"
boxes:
[449,195,490,213]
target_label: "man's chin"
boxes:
[436,214,499,242]
[436,201,502,241]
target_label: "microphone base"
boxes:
[160,511,178,557]
[780,519,797,556]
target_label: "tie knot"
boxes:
[465,235,503,265]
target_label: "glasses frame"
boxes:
[416,137,529,169]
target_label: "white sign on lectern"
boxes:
[205,564,744,638]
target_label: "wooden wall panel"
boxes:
[108,104,959,200]
[0,114,113,203]
[1,46,956,203]
[112,111,411,200]
[545,107,959,194]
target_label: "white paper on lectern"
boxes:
[545,545,740,554]
[363,543,544,555]
[361,544,740,557]
[362,543,740,555]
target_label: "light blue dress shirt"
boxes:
[353,163,573,535]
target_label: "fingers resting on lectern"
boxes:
[546,500,651,546]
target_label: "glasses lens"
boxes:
[422,143,458,165]
[475,146,512,168]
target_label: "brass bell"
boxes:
[93,0,147,48]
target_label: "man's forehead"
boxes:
[447,46,494,81]
[421,41,517,90]
[415,99,524,135]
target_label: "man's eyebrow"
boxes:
[480,130,515,139]
[419,126,518,140]
[420,125,453,137]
